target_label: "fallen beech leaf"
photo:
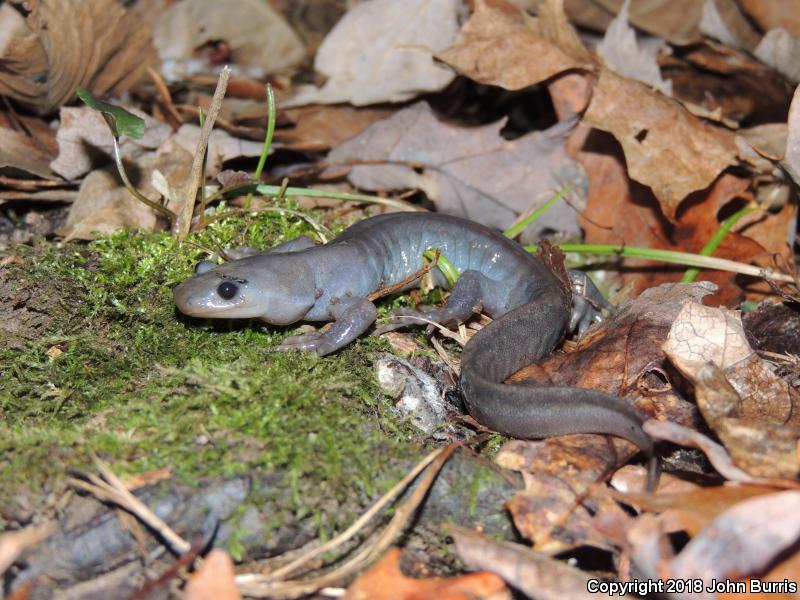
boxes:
[668,491,800,584]
[582,69,738,220]
[596,0,671,95]
[449,526,598,600]
[185,549,241,600]
[50,107,171,182]
[288,0,459,107]
[153,0,304,80]
[0,0,157,114]
[0,127,55,179]
[343,547,508,600]
[437,0,593,91]
[326,102,585,235]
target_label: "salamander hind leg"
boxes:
[390,270,496,328]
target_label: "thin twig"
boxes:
[173,66,231,239]
[68,457,190,555]
[146,66,184,127]
[368,250,440,301]
[236,444,459,597]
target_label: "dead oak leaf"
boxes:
[0,0,158,115]
[343,547,507,600]
[582,69,738,221]
[325,102,585,236]
[0,126,55,179]
[437,0,593,91]
[185,549,241,600]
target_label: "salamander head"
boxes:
[173,254,315,324]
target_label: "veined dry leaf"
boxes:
[663,302,799,478]
[343,547,508,600]
[0,0,157,115]
[437,0,593,91]
[280,106,392,152]
[582,69,738,221]
[153,0,305,79]
[288,0,460,107]
[325,102,585,236]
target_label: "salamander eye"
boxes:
[217,281,238,300]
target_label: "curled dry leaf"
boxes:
[343,547,508,600]
[325,102,585,236]
[437,0,593,91]
[288,0,460,107]
[698,0,761,52]
[582,69,738,221]
[739,0,800,37]
[668,491,800,587]
[0,0,157,115]
[153,0,305,80]
[664,303,799,478]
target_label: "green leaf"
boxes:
[76,86,145,140]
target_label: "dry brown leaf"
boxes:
[171,125,265,178]
[0,523,56,576]
[343,547,508,600]
[502,459,633,551]
[184,549,241,600]
[437,0,593,91]
[153,0,304,80]
[50,107,172,182]
[58,138,192,241]
[755,28,800,84]
[0,0,157,114]
[582,69,738,221]
[664,302,799,478]
[288,0,459,107]
[699,0,761,52]
[280,106,392,152]
[325,102,585,235]
[0,126,55,179]
[596,0,671,95]
[739,0,800,37]
[566,0,704,45]
[668,491,800,585]
[450,526,599,600]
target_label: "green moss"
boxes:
[0,207,420,519]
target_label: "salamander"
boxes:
[174,213,657,487]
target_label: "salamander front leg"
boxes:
[276,297,378,356]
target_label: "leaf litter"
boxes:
[3,0,800,597]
